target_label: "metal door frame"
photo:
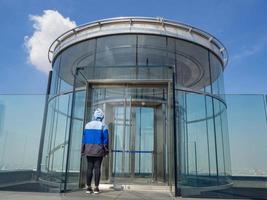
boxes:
[79,79,173,186]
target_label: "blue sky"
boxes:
[0,0,267,94]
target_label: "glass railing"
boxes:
[0,94,45,171]
[226,94,267,177]
[0,93,267,197]
[176,90,231,196]
[175,92,267,198]
[0,94,45,189]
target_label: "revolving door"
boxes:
[80,82,173,187]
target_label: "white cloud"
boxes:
[25,10,76,74]
[231,35,267,63]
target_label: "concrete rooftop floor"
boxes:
[0,190,242,200]
[0,190,172,200]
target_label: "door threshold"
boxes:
[93,184,170,192]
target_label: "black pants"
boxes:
[86,156,103,187]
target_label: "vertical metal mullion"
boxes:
[263,95,267,128]
[172,69,180,196]
[113,109,118,181]
[209,51,219,183]
[219,102,226,176]
[129,96,135,179]
[194,141,198,177]
[51,97,59,172]
[93,39,97,77]
[153,106,157,182]
[212,98,219,182]
[132,107,136,178]
[139,107,141,174]
[47,98,56,172]
[204,95,211,176]
[79,81,90,187]
[52,73,61,173]
[167,82,171,187]
[82,82,90,138]
[163,102,167,182]
[63,69,78,192]
[122,87,126,175]
[185,94,189,175]
[36,71,53,179]
[136,35,138,79]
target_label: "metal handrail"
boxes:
[48,17,228,67]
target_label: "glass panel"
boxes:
[96,35,136,67]
[50,56,61,97]
[213,98,226,180]
[65,90,86,190]
[60,39,96,87]
[186,93,210,179]
[40,93,72,189]
[137,34,167,68]
[135,107,154,175]
[0,95,45,186]
[176,91,231,197]
[226,94,267,176]
[176,39,210,92]
[210,53,224,99]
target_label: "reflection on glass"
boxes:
[89,86,167,184]
[0,95,45,171]
[176,91,231,194]
[112,106,154,176]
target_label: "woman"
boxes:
[81,108,109,194]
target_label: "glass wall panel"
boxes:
[60,39,96,88]
[40,93,72,190]
[65,90,86,190]
[135,107,154,175]
[213,98,226,180]
[0,95,45,186]
[166,37,176,67]
[50,56,61,97]
[54,34,218,92]
[96,35,136,67]
[210,53,224,99]
[137,35,167,66]
[113,107,126,174]
[137,35,169,81]
[221,106,231,177]
[176,90,231,197]
[186,94,211,178]
[175,40,210,92]
[226,94,267,177]
[53,34,177,85]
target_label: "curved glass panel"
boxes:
[176,90,231,197]
[50,56,61,97]
[96,35,136,67]
[210,53,224,99]
[40,93,72,190]
[52,34,224,97]
[175,40,210,91]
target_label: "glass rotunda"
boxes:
[38,17,231,197]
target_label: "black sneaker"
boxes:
[86,187,93,194]
[93,187,100,194]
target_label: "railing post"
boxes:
[36,70,53,180]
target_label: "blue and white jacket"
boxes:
[82,120,109,157]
